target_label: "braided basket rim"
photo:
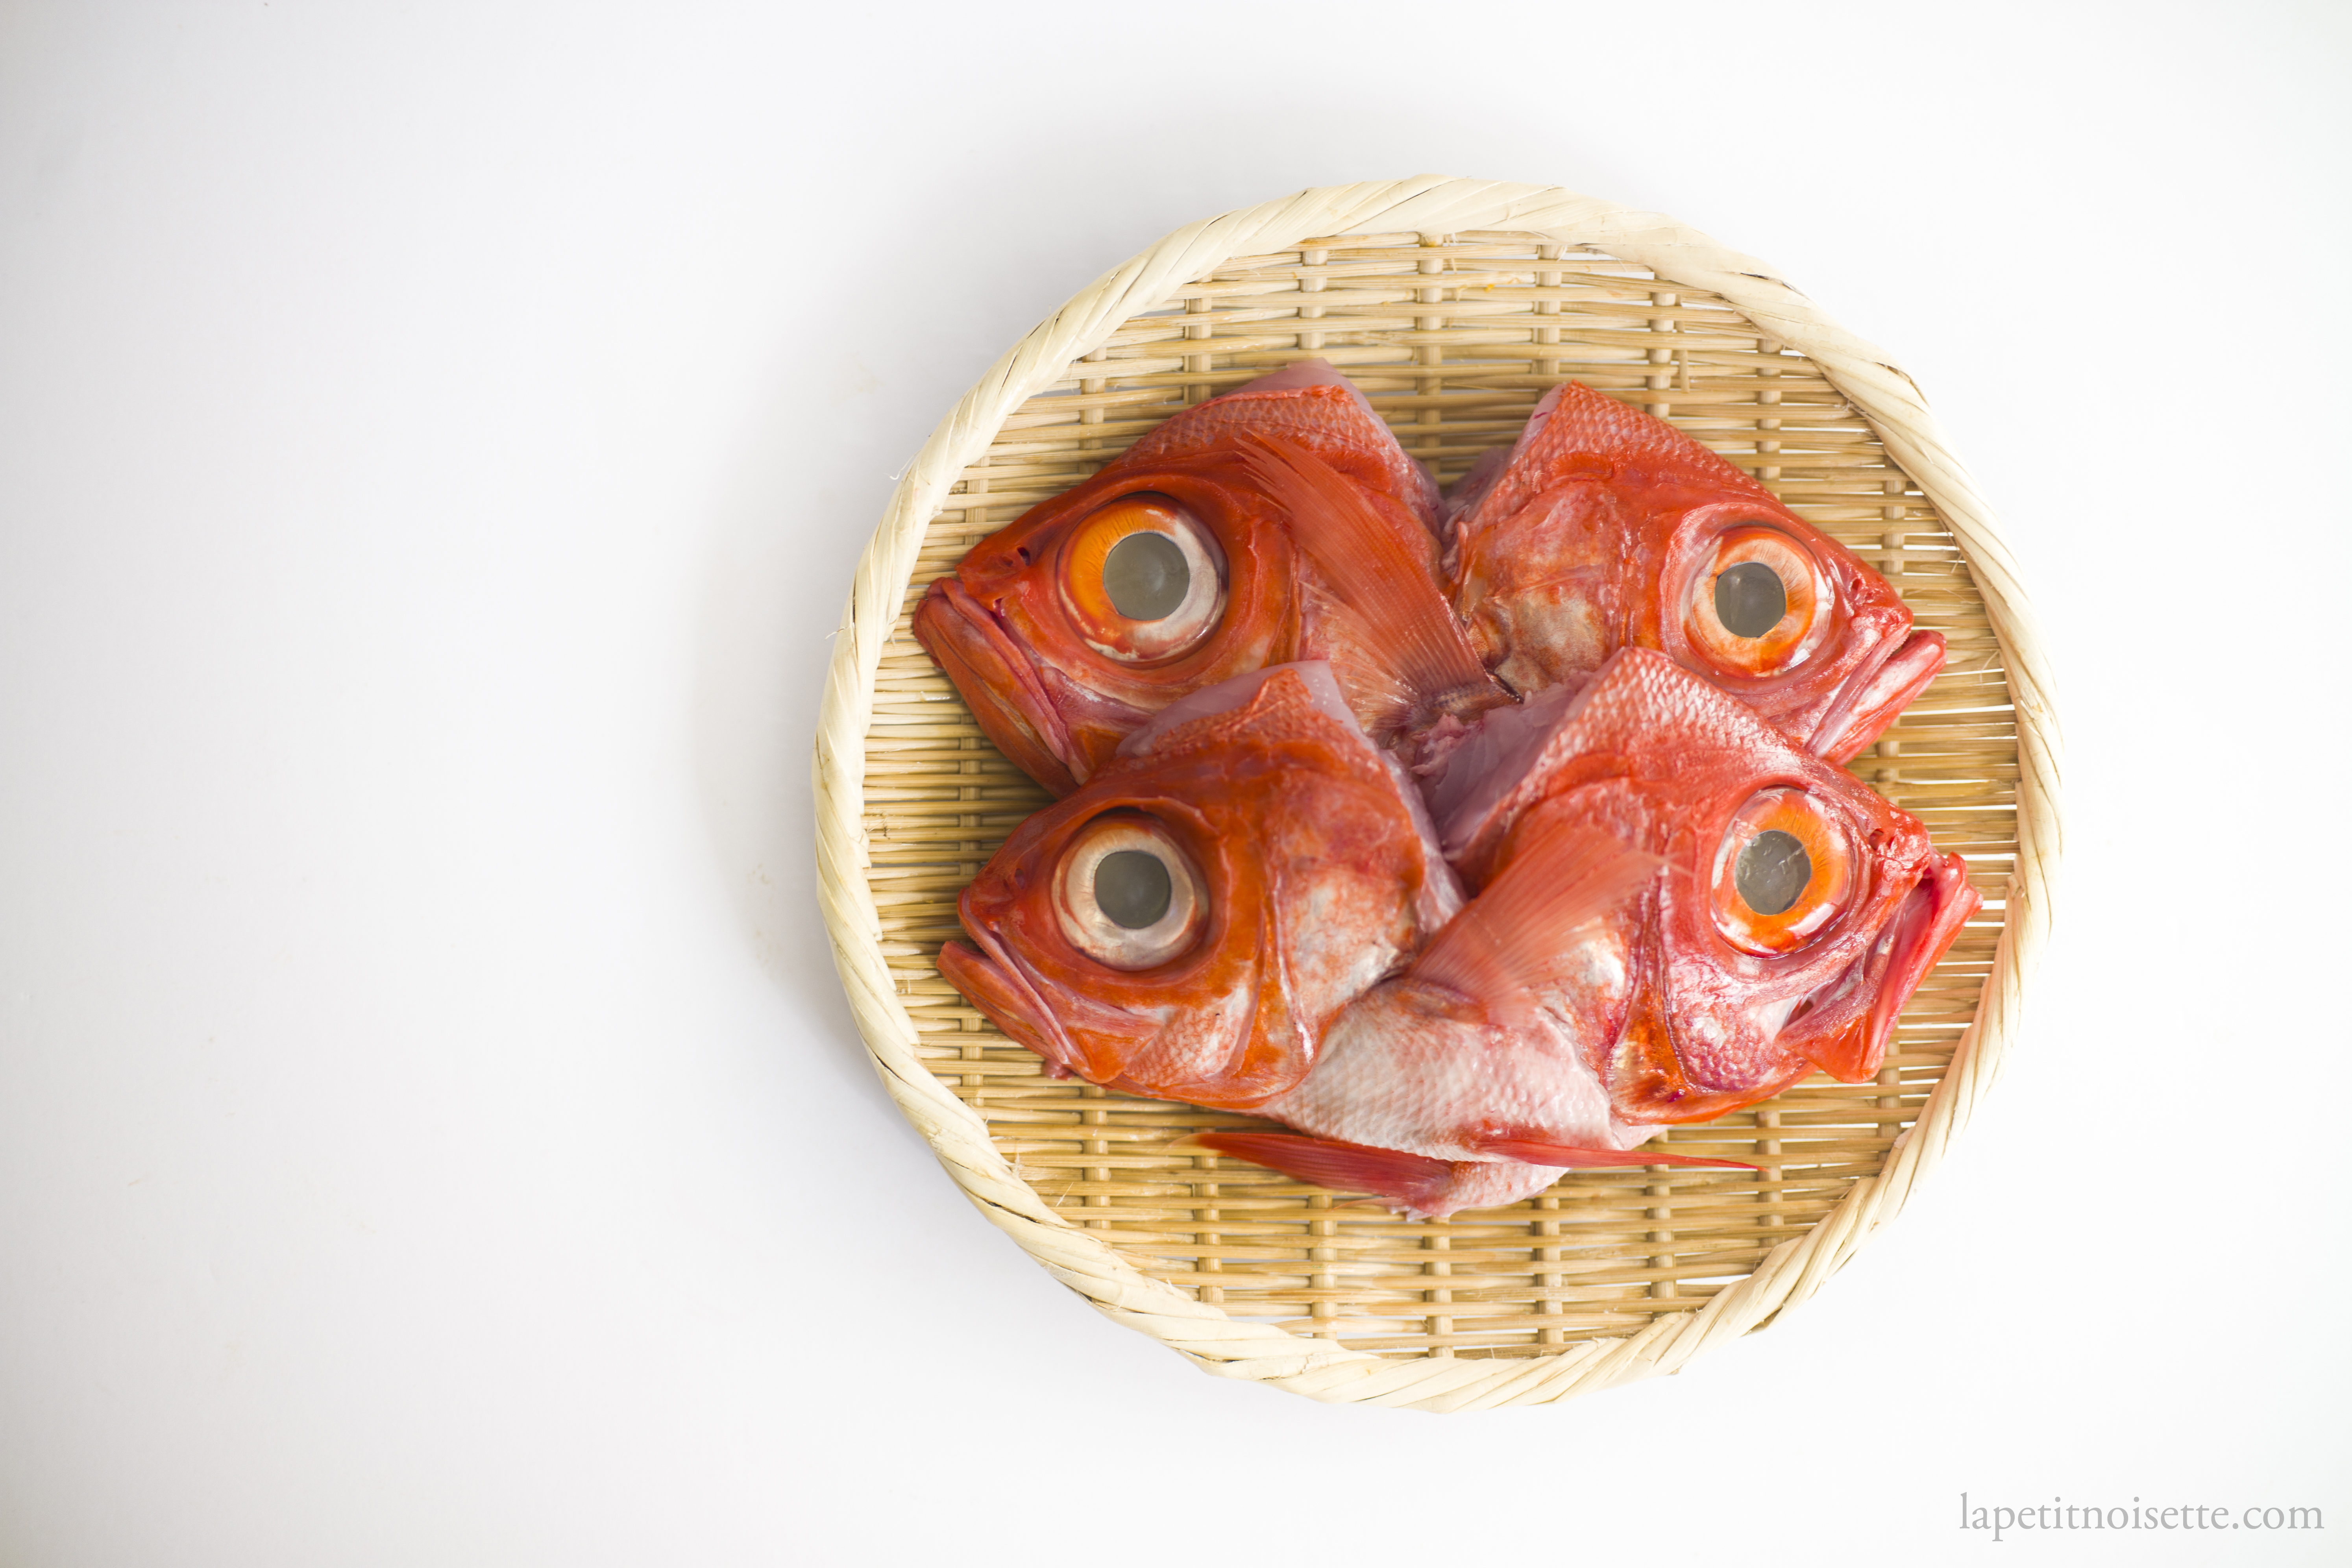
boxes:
[811,177,2062,1411]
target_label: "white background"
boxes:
[3,3,2346,1564]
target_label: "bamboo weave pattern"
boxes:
[816,181,2059,1410]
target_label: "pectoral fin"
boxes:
[1237,434,1507,723]
[1189,1132,1458,1214]
[1409,819,1659,1019]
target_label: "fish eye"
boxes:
[1735,829,1810,915]
[1058,494,1227,663]
[1710,788,1854,954]
[1684,524,1833,678]
[1093,849,1173,928]
[1715,562,1787,638]
[1055,814,1207,969]
[1102,533,1189,621]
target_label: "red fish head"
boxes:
[1440,648,1980,1122]
[1448,383,1948,763]
[913,362,1458,794]
[937,664,1461,1110]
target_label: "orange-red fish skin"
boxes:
[939,665,1462,1109]
[1448,382,1938,761]
[943,651,1976,1215]
[914,363,1472,794]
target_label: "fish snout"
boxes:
[1862,851,1979,1057]
[1786,851,1980,1081]
[937,936,1087,1082]
[1808,627,1947,765]
[912,578,1081,794]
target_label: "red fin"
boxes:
[1410,820,1659,1017]
[1237,435,1504,721]
[1191,1132,1458,1212]
[1466,1135,1755,1171]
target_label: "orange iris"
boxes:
[1683,524,1832,678]
[1710,787,1855,954]
[1057,494,1227,664]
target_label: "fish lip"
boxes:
[912,578,1081,793]
[1880,851,1978,1010]
[940,895,1106,1083]
[1773,850,1979,1083]
[1807,627,1947,764]
[1852,851,1981,1074]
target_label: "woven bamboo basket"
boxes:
[814,178,2060,1411]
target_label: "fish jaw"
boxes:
[1783,851,1980,1081]
[1602,814,1972,1118]
[912,577,1081,795]
[915,455,1305,793]
[944,883,1220,1096]
[1806,627,1947,765]
[937,932,1091,1081]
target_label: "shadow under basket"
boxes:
[814,178,2060,1412]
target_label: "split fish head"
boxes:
[1434,648,1980,1122]
[1447,382,1948,764]
[912,362,1452,795]
[937,664,1463,1110]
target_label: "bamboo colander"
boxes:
[814,178,2060,1411]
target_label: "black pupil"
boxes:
[1095,849,1174,930]
[1103,532,1190,621]
[1736,829,1811,917]
[1714,561,1787,638]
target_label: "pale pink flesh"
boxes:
[1413,677,1592,866]
[1256,977,1660,1182]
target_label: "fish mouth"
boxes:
[938,916,1091,1082]
[912,578,1080,795]
[1808,627,1947,766]
[1791,851,1981,1081]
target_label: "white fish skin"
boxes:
[1259,977,1650,1164]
